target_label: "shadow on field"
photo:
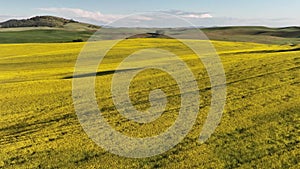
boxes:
[63,68,141,79]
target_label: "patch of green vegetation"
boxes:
[0,30,94,43]
[0,39,299,168]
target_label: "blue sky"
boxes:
[1,0,300,27]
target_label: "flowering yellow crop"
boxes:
[0,39,299,168]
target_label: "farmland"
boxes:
[0,39,299,168]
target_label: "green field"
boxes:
[0,29,93,43]
[0,39,299,168]
[1,26,300,44]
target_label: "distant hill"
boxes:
[122,26,300,45]
[0,16,101,43]
[201,26,300,44]
[0,16,100,29]
[0,16,299,44]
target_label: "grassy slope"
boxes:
[0,30,94,43]
[0,22,98,43]
[202,26,300,45]
[0,26,299,44]
[0,39,299,168]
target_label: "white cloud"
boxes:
[38,8,120,23]
[160,10,213,19]
[183,13,213,19]
[37,8,212,26]
[38,8,152,24]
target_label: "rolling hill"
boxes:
[0,16,100,43]
[0,16,75,28]
[0,16,300,44]
[0,16,100,30]
[202,26,300,45]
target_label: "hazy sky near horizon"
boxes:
[1,0,300,27]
